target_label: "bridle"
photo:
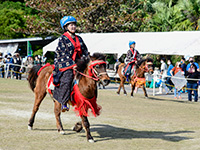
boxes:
[75,60,107,81]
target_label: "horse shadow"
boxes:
[148,97,193,104]
[91,124,194,142]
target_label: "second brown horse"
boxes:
[116,58,153,97]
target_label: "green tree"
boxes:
[0,8,26,39]
[24,0,153,35]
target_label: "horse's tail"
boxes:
[114,62,120,75]
[27,65,42,92]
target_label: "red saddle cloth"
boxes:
[47,76,101,117]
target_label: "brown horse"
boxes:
[116,58,153,98]
[27,53,110,143]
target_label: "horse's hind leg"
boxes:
[28,89,46,130]
[81,116,94,143]
[121,78,127,95]
[54,100,65,134]
[142,85,148,98]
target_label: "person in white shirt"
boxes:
[157,58,169,94]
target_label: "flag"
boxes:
[27,41,33,56]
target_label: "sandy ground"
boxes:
[0,78,200,150]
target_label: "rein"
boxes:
[75,60,107,81]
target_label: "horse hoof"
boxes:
[145,97,148,99]
[131,96,133,98]
[60,130,65,135]
[124,94,127,96]
[88,139,95,143]
[28,125,32,130]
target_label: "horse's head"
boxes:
[144,57,154,75]
[89,53,110,86]
[137,57,154,75]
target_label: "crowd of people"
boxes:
[0,52,46,80]
[157,56,199,102]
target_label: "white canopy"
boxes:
[43,31,200,57]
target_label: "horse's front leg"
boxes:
[54,100,65,134]
[131,82,135,97]
[81,116,94,143]
[142,85,148,98]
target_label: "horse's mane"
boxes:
[136,57,153,68]
[76,56,90,73]
[76,53,106,78]
[92,53,106,61]
[27,65,42,92]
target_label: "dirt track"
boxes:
[0,79,200,150]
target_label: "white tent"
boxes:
[43,31,200,57]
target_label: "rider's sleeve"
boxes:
[136,51,142,61]
[54,36,75,69]
[126,50,134,63]
[78,36,89,57]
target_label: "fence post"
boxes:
[153,73,156,96]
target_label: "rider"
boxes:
[124,41,142,79]
[53,16,88,112]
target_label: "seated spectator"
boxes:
[170,62,183,99]
[185,63,199,102]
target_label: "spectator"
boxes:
[185,63,199,102]
[0,56,5,78]
[181,57,187,75]
[34,55,41,66]
[5,55,13,78]
[13,53,22,80]
[186,57,199,71]
[157,58,169,94]
[24,55,34,73]
[180,57,187,93]
[165,59,174,92]
[170,62,183,99]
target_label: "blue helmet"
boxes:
[60,16,77,29]
[129,41,136,47]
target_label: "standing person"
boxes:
[185,63,199,102]
[181,57,187,75]
[180,57,187,93]
[165,59,174,92]
[5,56,13,78]
[186,57,199,71]
[157,58,169,94]
[53,16,88,112]
[170,62,183,99]
[24,55,34,73]
[124,41,142,79]
[0,56,5,78]
[13,53,22,80]
[34,55,41,66]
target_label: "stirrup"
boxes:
[61,104,69,112]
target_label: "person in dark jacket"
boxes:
[185,63,199,102]
[13,53,22,80]
[124,41,142,79]
[53,16,88,112]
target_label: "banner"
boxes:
[171,71,187,90]
[27,41,33,56]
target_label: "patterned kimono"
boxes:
[53,33,88,105]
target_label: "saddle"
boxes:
[47,75,101,117]
[123,62,136,77]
